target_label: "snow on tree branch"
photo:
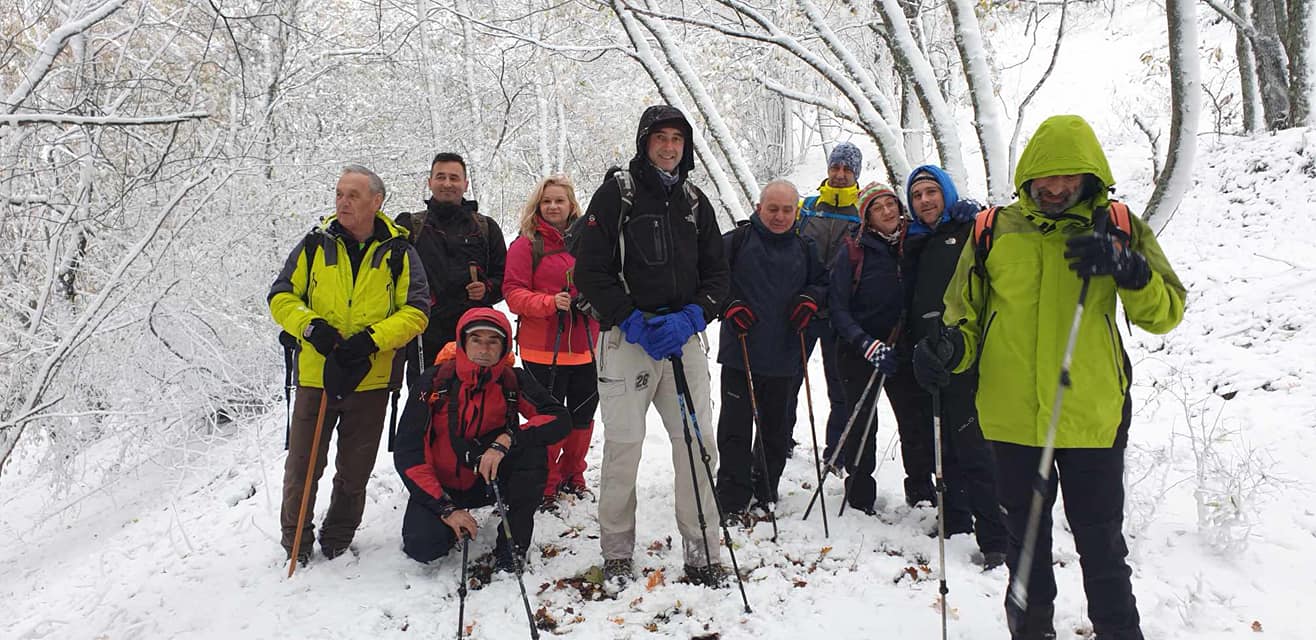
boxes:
[2,0,128,115]
[0,111,209,126]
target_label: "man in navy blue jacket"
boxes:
[715,181,828,520]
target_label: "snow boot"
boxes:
[683,563,728,588]
[603,558,633,585]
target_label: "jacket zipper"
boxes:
[977,311,997,363]
[1103,314,1126,389]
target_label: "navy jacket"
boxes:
[718,216,828,377]
[829,230,911,352]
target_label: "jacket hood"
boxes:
[634,105,696,178]
[1015,115,1114,213]
[453,307,515,381]
[905,164,960,236]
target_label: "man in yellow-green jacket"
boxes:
[269,164,430,563]
[913,116,1185,640]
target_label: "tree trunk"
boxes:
[1289,0,1312,124]
[1145,0,1200,234]
[1236,0,1263,131]
[945,0,1012,202]
[901,82,927,167]
[1253,0,1293,128]
[415,0,442,142]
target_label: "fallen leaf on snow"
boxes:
[646,568,666,590]
[1252,620,1263,632]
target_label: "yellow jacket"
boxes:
[269,213,430,391]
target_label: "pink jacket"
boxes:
[504,217,598,365]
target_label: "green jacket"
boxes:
[943,115,1186,448]
[269,212,430,391]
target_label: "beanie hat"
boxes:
[909,170,940,189]
[858,181,902,219]
[828,142,863,179]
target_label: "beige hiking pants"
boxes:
[595,329,722,567]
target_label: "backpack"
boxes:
[405,204,492,266]
[563,167,700,295]
[422,359,520,462]
[529,230,567,277]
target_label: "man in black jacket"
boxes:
[397,152,507,368]
[715,180,827,522]
[573,105,730,587]
[904,164,1006,568]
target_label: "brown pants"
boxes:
[280,387,389,554]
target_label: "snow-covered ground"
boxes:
[4,5,1315,639]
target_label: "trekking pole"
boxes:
[801,367,880,521]
[489,481,540,640]
[456,534,470,640]
[837,382,883,518]
[1008,277,1092,617]
[922,312,950,640]
[548,286,568,393]
[737,333,779,542]
[278,331,298,450]
[797,333,829,536]
[668,355,752,614]
[287,390,329,578]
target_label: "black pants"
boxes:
[523,361,599,428]
[994,441,1142,640]
[400,446,547,563]
[836,345,892,510]
[883,363,935,504]
[715,366,794,513]
[807,322,849,467]
[938,371,1007,552]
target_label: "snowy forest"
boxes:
[3,0,1315,638]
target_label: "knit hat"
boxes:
[828,142,863,179]
[909,170,940,189]
[858,181,902,219]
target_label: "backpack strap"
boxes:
[970,207,999,304]
[613,171,635,296]
[726,220,752,268]
[501,368,520,444]
[407,211,427,241]
[1103,200,1134,248]
[843,232,864,294]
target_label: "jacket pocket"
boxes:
[622,213,669,267]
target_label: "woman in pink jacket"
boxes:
[504,175,599,509]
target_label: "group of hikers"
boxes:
[268,106,1186,640]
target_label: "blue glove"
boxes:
[862,338,898,375]
[644,304,707,360]
[619,309,647,345]
[946,199,984,224]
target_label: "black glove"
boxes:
[338,330,378,361]
[1064,232,1151,290]
[303,319,341,356]
[323,350,371,402]
[722,300,757,334]
[946,199,984,224]
[788,294,819,332]
[913,326,965,392]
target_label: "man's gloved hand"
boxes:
[322,350,371,401]
[862,338,898,375]
[1064,232,1152,290]
[643,304,706,360]
[787,294,819,332]
[619,309,648,345]
[304,318,341,356]
[912,326,965,392]
[723,300,757,334]
[337,330,378,361]
[947,199,985,224]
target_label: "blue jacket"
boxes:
[718,216,828,377]
[829,230,910,351]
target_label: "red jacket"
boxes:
[393,308,569,511]
[504,217,598,365]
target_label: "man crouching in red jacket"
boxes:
[394,307,570,570]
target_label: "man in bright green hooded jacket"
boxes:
[269,165,430,564]
[912,116,1185,640]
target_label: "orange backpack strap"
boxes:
[1105,200,1133,247]
[972,206,998,252]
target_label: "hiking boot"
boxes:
[538,493,559,514]
[603,558,633,585]
[982,551,1007,571]
[285,548,311,567]
[683,563,728,588]
[494,544,520,574]
[559,482,594,501]
[721,509,748,528]
[904,478,936,508]
[321,545,349,560]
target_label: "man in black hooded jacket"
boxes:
[573,105,730,588]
